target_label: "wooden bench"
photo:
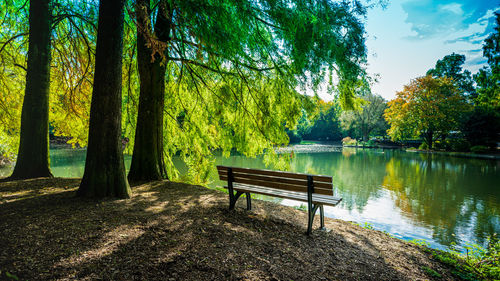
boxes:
[216,165,342,235]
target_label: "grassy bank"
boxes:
[0,178,492,280]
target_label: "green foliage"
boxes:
[286,130,302,144]
[303,100,343,141]
[446,139,471,152]
[358,140,376,147]
[474,12,500,110]
[341,136,357,146]
[412,236,500,281]
[461,106,500,149]
[3,271,19,280]
[410,239,431,247]
[286,98,343,142]
[0,0,372,183]
[293,204,307,212]
[362,222,374,230]
[470,145,489,154]
[340,93,387,141]
[418,142,428,150]
[0,133,17,162]
[384,76,470,148]
[422,266,442,278]
[433,140,445,150]
[427,52,475,98]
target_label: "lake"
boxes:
[1,144,499,251]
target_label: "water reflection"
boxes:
[0,146,498,250]
[214,147,499,250]
[380,152,499,246]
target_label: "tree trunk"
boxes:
[9,0,53,180]
[128,0,171,182]
[424,130,434,149]
[362,126,369,142]
[77,0,131,198]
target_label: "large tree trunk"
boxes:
[77,0,131,198]
[128,0,171,182]
[423,130,434,149]
[9,0,53,180]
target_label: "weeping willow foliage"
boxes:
[0,0,98,153]
[0,0,29,159]
[0,0,370,183]
[50,1,98,148]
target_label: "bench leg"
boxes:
[320,205,325,230]
[245,192,252,210]
[307,204,320,235]
[229,191,244,210]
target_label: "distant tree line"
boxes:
[385,12,500,152]
[286,93,389,144]
[288,12,500,152]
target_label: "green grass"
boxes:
[411,235,500,281]
[422,266,442,278]
[299,140,320,145]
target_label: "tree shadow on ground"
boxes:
[0,178,453,280]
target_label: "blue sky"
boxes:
[363,0,499,100]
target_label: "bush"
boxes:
[434,140,446,150]
[413,235,500,280]
[448,139,471,152]
[461,106,500,148]
[470,145,489,153]
[342,137,357,146]
[419,142,429,150]
[365,140,376,146]
[286,129,302,144]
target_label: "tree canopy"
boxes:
[340,93,387,141]
[384,76,470,148]
[426,53,475,99]
[0,0,372,185]
[474,12,500,110]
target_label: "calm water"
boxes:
[1,146,498,251]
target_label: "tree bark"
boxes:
[424,130,434,149]
[77,0,131,198]
[9,0,53,180]
[128,0,171,182]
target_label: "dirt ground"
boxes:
[0,178,460,280]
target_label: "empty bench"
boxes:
[216,166,342,235]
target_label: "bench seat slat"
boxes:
[228,183,342,207]
[217,165,332,183]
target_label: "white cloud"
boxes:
[438,3,464,15]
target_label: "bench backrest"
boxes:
[216,166,333,196]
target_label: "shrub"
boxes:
[365,140,376,146]
[434,140,446,150]
[286,130,302,144]
[342,137,357,146]
[419,142,429,150]
[461,106,500,148]
[448,139,471,152]
[413,235,500,280]
[470,145,489,153]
